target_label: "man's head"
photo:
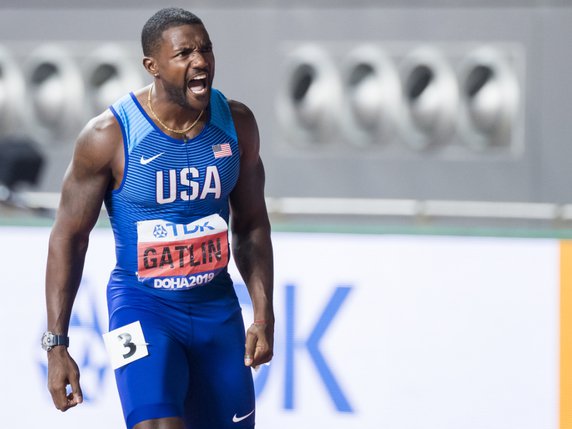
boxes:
[141,8,203,57]
[142,8,214,111]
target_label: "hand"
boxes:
[47,347,83,411]
[244,321,274,368]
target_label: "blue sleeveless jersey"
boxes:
[105,89,240,292]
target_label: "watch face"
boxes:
[41,331,55,351]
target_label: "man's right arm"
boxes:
[45,111,121,411]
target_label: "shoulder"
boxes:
[86,108,121,133]
[79,109,121,150]
[228,99,256,127]
[228,99,260,159]
[73,109,122,172]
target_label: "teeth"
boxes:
[192,74,207,80]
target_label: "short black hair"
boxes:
[141,8,203,56]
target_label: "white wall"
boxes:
[0,227,560,428]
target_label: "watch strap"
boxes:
[50,334,69,347]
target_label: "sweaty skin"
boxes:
[45,23,274,427]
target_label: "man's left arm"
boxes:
[229,100,274,368]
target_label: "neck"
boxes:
[147,83,205,138]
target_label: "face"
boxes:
[147,23,215,110]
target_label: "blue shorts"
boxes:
[107,279,255,429]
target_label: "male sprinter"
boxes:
[44,8,274,429]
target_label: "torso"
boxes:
[104,88,240,291]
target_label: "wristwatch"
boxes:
[41,331,69,352]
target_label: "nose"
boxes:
[190,51,208,68]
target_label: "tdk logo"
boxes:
[188,221,214,233]
[158,221,215,238]
[235,282,354,413]
[38,278,109,403]
[153,224,168,238]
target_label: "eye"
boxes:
[177,49,192,57]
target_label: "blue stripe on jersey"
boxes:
[110,93,155,155]
[105,88,240,292]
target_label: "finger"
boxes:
[244,330,257,366]
[253,342,265,362]
[51,388,69,411]
[66,392,80,409]
[253,342,273,366]
[49,384,70,411]
[68,375,83,406]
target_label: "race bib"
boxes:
[103,321,149,370]
[136,214,229,289]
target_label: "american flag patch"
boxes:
[212,143,232,159]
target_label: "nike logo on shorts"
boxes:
[140,153,164,165]
[232,409,254,423]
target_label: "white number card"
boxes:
[103,321,149,370]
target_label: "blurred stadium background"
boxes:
[1,1,571,428]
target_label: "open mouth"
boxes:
[188,73,208,95]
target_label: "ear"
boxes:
[143,56,158,78]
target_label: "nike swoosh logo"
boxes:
[140,153,164,165]
[232,410,254,423]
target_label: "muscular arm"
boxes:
[229,101,274,367]
[45,111,121,411]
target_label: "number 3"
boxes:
[118,333,137,359]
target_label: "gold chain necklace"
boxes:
[147,84,204,139]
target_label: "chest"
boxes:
[122,129,240,207]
